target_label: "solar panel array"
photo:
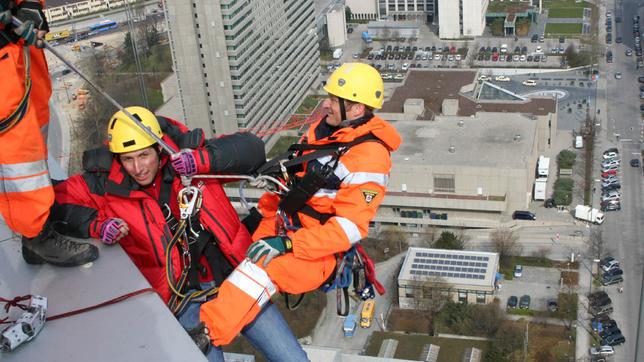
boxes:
[409,251,490,280]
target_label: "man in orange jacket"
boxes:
[0,0,98,266]
[200,63,402,353]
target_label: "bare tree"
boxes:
[413,276,452,315]
[423,225,440,246]
[490,228,522,266]
[378,226,408,253]
[586,229,608,261]
[531,246,551,263]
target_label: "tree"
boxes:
[378,226,408,253]
[490,228,521,266]
[587,229,608,261]
[557,290,577,331]
[531,246,551,264]
[345,6,352,22]
[414,277,453,332]
[490,18,504,36]
[433,231,467,250]
[121,31,135,65]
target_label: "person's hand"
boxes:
[99,218,129,245]
[14,0,49,47]
[246,236,292,267]
[171,150,198,177]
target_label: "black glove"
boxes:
[186,322,212,355]
[14,0,48,46]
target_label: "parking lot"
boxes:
[498,266,562,311]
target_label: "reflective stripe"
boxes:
[343,172,388,186]
[334,216,362,244]
[0,159,49,179]
[228,259,276,307]
[317,155,332,164]
[313,188,337,199]
[0,171,51,193]
[334,161,350,180]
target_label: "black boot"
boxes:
[21,222,99,267]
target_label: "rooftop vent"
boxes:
[449,145,456,153]
[458,120,465,127]
[513,134,522,142]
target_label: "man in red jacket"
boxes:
[53,107,306,361]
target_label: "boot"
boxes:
[21,222,99,267]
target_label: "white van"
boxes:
[575,135,583,148]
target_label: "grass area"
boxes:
[365,332,490,362]
[507,308,535,317]
[548,8,584,18]
[320,49,333,61]
[526,321,575,361]
[500,256,554,280]
[267,136,300,158]
[295,95,324,114]
[543,0,588,10]
[545,23,583,35]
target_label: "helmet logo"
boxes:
[375,90,382,99]
[337,78,346,87]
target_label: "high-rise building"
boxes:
[164,0,320,135]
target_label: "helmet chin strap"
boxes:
[338,97,348,126]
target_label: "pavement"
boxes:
[497,266,562,312]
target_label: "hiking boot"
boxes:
[21,222,99,267]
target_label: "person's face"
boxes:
[118,146,160,186]
[323,96,365,127]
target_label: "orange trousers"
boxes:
[0,43,53,238]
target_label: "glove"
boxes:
[186,322,211,355]
[246,236,292,267]
[13,0,49,46]
[99,218,129,245]
[171,150,198,177]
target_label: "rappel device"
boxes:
[1,295,47,352]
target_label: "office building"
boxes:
[164,0,320,135]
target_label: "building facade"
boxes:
[398,248,499,309]
[326,4,347,48]
[438,0,489,38]
[346,0,378,21]
[378,0,436,21]
[164,0,320,135]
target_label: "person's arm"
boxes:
[51,173,107,239]
[288,143,391,260]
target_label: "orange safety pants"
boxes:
[0,43,53,238]
[200,214,337,346]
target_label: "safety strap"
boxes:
[0,42,31,134]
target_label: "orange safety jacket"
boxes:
[0,0,53,238]
[200,115,402,346]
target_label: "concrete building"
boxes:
[346,0,378,21]
[377,0,436,22]
[164,0,320,135]
[398,248,499,309]
[367,21,420,39]
[327,3,347,48]
[438,0,489,39]
[44,0,136,23]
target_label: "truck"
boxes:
[361,31,373,43]
[343,314,357,337]
[574,205,605,224]
[537,155,550,177]
[332,48,343,59]
[533,178,547,201]
[360,300,375,328]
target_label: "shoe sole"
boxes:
[22,245,99,267]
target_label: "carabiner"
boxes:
[178,186,202,220]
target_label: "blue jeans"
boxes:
[178,295,309,362]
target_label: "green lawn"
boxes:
[365,332,490,361]
[548,8,584,18]
[545,23,583,35]
[543,0,588,9]
[267,136,300,158]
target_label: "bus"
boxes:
[88,19,117,35]
[45,30,71,42]
[360,300,375,328]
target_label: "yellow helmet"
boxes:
[323,63,384,109]
[107,106,163,153]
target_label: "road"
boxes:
[598,1,644,361]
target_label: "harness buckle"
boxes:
[178,186,202,220]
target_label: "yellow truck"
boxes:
[360,300,375,328]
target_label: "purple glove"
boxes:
[171,150,198,177]
[99,218,128,245]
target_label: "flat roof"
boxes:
[390,113,537,169]
[381,70,556,117]
[399,247,499,289]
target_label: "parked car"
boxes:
[544,198,555,208]
[507,296,518,308]
[601,326,622,338]
[602,260,620,272]
[601,192,621,203]
[514,265,523,278]
[512,210,535,220]
[522,79,537,86]
[495,75,511,82]
[631,158,641,167]
[601,202,621,212]
[590,345,615,356]
[519,295,531,309]
[601,169,618,177]
[592,303,614,315]
[547,299,558,312]
[602,275,623,286]
[531,34,539,43]
[603,268,623,277]
[599,257,614,267]
[601,333,625,346]
[602,184,621,192]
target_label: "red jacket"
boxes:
[54,117,265,302]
